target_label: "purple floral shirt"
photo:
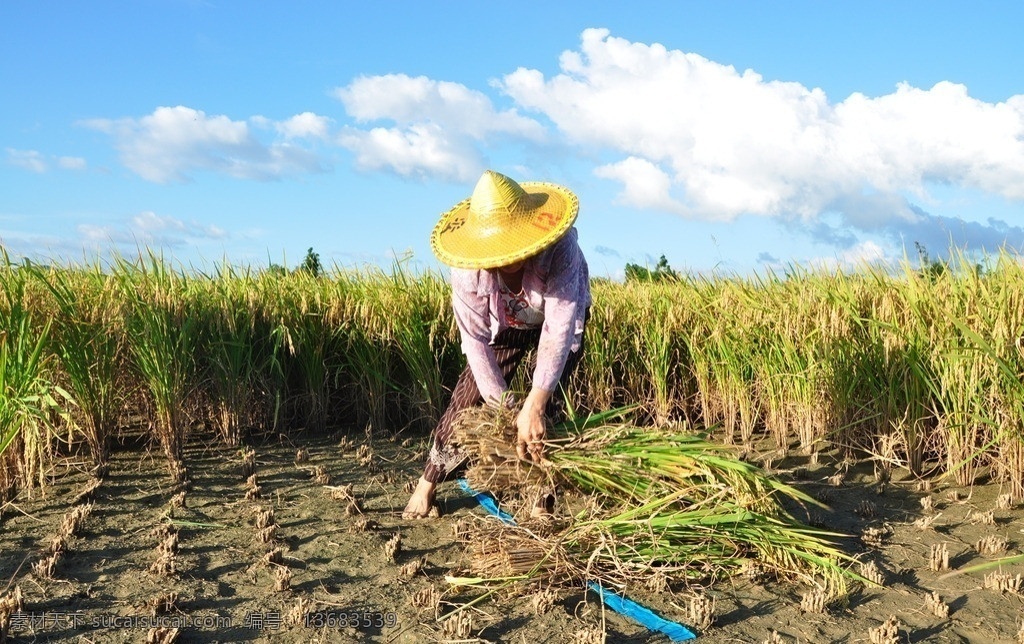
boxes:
[449,227,590,404]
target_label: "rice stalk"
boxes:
[381,258,451,431]
[0,252,70,501]
[114,252,200,483]
[29,261,124,473]
[263,272,340,433]
[195,262,279,445]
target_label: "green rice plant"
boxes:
[623,285,687,424]
[114,252,200,483]
[194,263,281,446]
[578,284,626,413]
[380,259,451,431]
[686,276,762,447]
[551,423,823,515]
[319,269,390,434]
[29,262,124,473]
[262,272,341,433]
[0,253,71,500]
[567,486,854,592]
[936,254,1024,498]
[856,289,937,474]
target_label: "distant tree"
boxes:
[265,263,287,277]
[914,242,947,281]
[296,247,323,277]
[625,254,679,283]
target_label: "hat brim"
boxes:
[430,182,578,269]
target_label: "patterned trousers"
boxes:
[422,318,587,484]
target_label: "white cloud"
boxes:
[276,112,332,140]
[78,210,227,247]
[594,157,686,214]
[497,28,1024,252]
[7,149,49,173]
[338,123,481,182]
[840,240,887,265]
[808,240,889,271]
[332,73,545,181]
[7,149,88,173]
[82,106,327,183]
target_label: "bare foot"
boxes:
[402,477,438,519]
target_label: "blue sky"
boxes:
[3,1,1024,277]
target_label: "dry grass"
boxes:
[382,532,402,563]
[859,561,886,586]
[0,586,24,640]
[983,572,1022,594]
[868,616,901,644]
[976,535,1009,556]
[687,593,716,631]
[410,585,440,611]
[438,610,474,639]
[460,522,576,583]
[32,552,60,579]
[799,588,828,614]
[929,543,950,571]
[148,592,178,616]
[145,627,180,644]
[925,591,949,618]
[285,597,313,626]
[273,566,291,592]
[399,557,425,578]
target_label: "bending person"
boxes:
[403,170,591,519]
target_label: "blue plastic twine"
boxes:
[587,581,696,642]
[456,478,516,524]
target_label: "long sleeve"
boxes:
[450,268,508,404]
[531,231,588,392]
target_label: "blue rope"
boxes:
[456,478,697,641]
[587,581,696,642]
[456,479,515,524]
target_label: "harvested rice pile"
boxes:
[451,406,859,595]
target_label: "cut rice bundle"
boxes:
[451,406,859,594]
[460,522,577,582]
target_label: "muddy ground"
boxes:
[1,426,1022,644]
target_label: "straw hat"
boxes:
[430,170,579,269]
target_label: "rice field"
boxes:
[2,249,1024,642]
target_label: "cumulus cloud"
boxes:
[338,123,483,182]
[79,210,227,248]
[333,73,546,181]
[496,28,1024,254]
[82,106,328,182]
[275,112,332,140]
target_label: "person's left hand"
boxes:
[516,388,552,464]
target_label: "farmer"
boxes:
[403,170,591,519]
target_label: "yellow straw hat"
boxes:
[430,170,579,269]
